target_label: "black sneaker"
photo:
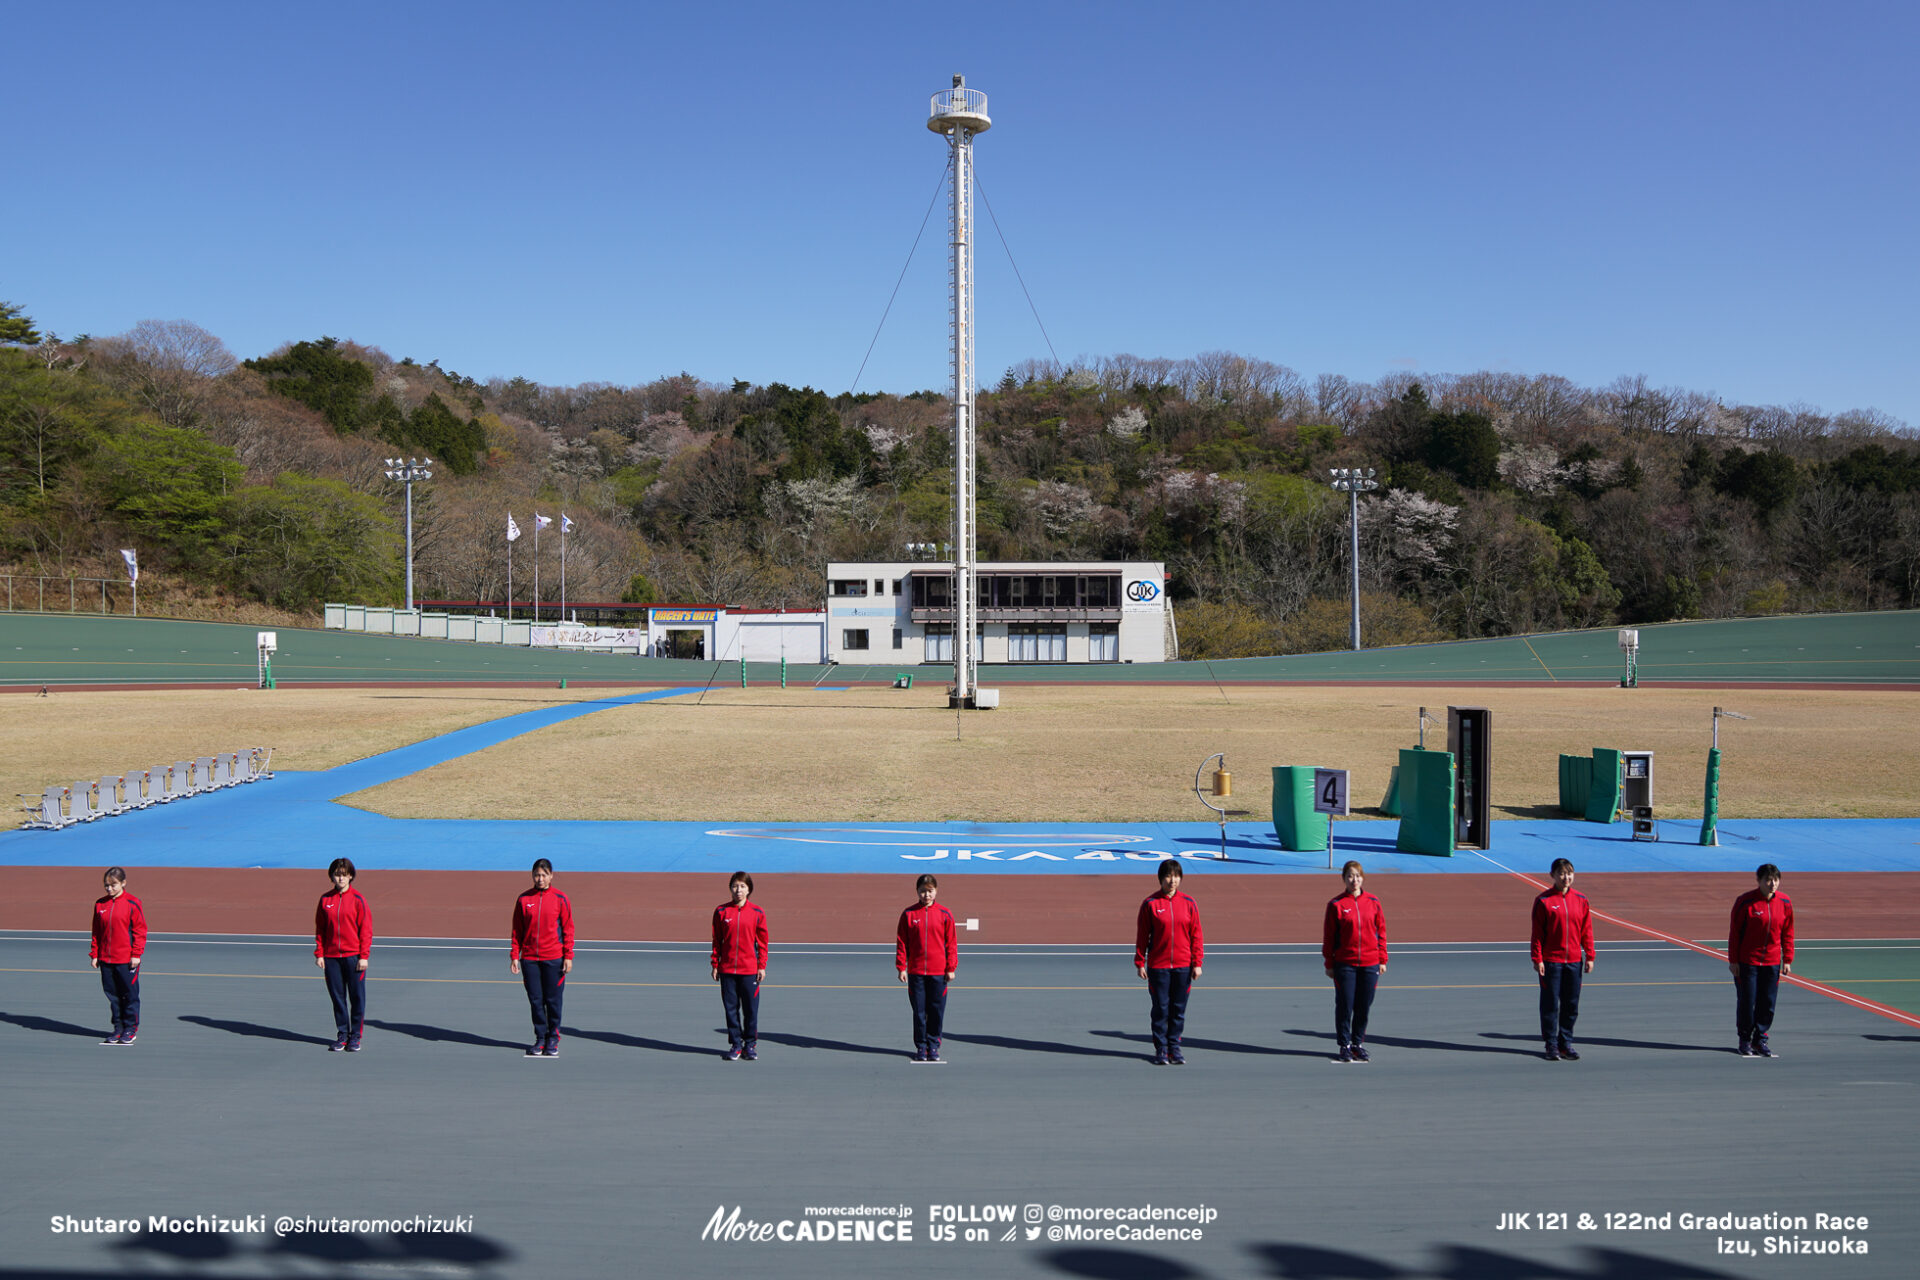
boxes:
[1558,1046,1580,1061]
[1737,1041,1755,1057]
[119,1030,137,1045]
[723,1047,742,1061]
[345,1038,362,1053]
[330,1036,348,1052]
[1151,1052,1169,1065]
[102,1033,122,1046]
[1755,1040,1777,1059]
[542,1038,559,1058]
[525,1043,545,1058]
[1351,1045,1370,1063]
[742,1044,758,1061]
[1168,1049,1186,1065]
[1544,1045,1560,1061]
[1335,1045,1352,1063]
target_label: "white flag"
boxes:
[561,514,573,534]
[120,549,138,582]
[534,514,552,532]
[506,514,521,542]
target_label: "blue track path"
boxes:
[6,688,1917,874]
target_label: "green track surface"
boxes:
[1791,940,1920,1019]
[1,608,1917,686]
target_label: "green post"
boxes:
[1698,747,1721,845]
[740,656,747,688]
[780,658,787,689]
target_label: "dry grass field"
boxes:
[331,683,1920,824]
[8,683,1913,830]
[1,686,623,829]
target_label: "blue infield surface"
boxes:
[5,687,1918,874]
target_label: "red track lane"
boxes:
[7,867,1917,953]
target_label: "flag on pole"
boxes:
[561,514,573,533]
[506,514,521,542]
[120,549,139,582]
[535,514,552,531]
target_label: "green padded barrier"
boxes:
[1557,753,1592,816]
[1585,748,1625,823]
[1272,766,1331,851]
[1699,746,1721,845]
[1380,765,1402,817]
[1395,748,1456,856]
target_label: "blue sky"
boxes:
[7,2,1916,424]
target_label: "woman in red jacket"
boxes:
[1322,860,1388,1063]
[510,859,574,1058]
[314,857,372,1052]
[89,866,146,1045]
[711,871,769,1061]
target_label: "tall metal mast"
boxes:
[928,74,990,708]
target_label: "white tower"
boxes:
[928,74,990,708]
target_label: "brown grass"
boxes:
[332,684,1920,823]
[2,686,638,827]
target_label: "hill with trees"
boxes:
[2,299,1916,655]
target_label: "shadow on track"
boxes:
[1092,1028,1330,1060]
[1284,1027,1540,1058]
[564,1026,714,1056]
[753,1029,901,1058]
[180,1015,333,1046]
[362,1018,522,1050]
[0,1010,105,1038]
[1480,1030,1724,1055]
[946,1030,1141,1059]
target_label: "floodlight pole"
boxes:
[1329,468,1379,650]
[384,458,433,612]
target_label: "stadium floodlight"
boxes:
[382,458,434,611]
[1327,468,1379,650]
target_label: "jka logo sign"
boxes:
[1124,578,1162,604]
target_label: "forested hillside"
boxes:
[3,300,1916,655]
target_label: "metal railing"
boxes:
[2,575,130,616]
[929,86,989,121]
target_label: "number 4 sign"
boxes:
[1313,768,1350,816]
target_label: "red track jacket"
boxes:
[712,901,769,974]
[1322,891,1389,967]
[511,887,575,962]
[315,887,373,959]
[1728,888,1794,966]
[1530,888,1594,965]
[896,902,957,975]
[1134,891,1204,969]
[90,893,147,964]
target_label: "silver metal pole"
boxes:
[404,478,415,612]
[1348,486,1361,650]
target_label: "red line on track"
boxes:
[1474,851,1920,1031]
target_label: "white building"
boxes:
[824,561,1170,665]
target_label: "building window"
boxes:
[924,625,952,662]
[843,629,870,650]
[1007,623,1066,663]
[830,580,868,597]
[874,579,886,595]
[911,576,952,607]
[892,628,903,649]
[1089,623,1119,662]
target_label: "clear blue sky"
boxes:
[8,1,1916,424]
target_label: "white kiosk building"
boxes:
[824,560,1170,666]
